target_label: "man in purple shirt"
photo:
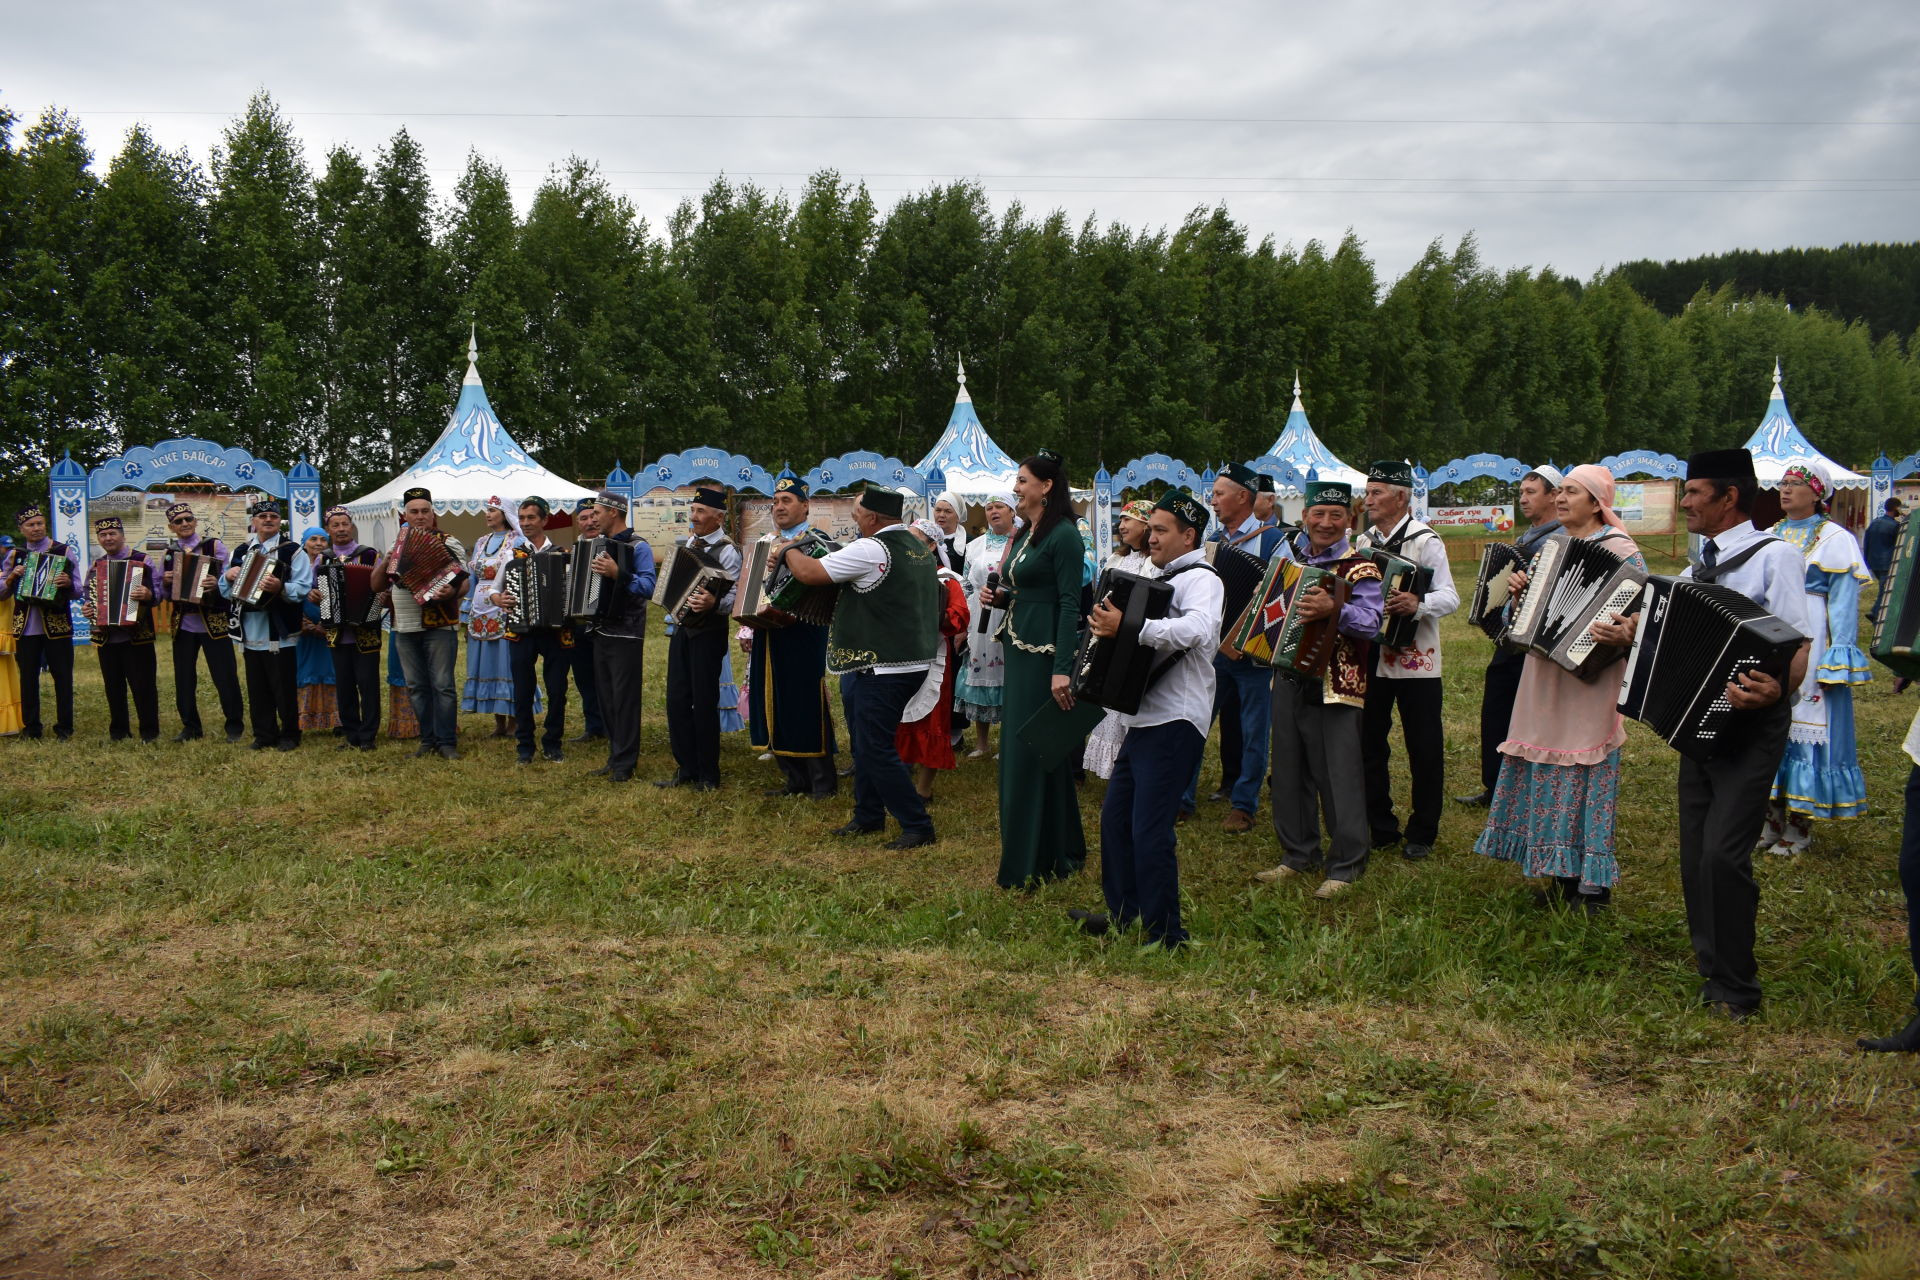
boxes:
[1255,480,1388,897]
[1,503,78,740]
[154,501,245,742]
[82,515,161,742]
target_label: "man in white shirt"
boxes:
[660,487,737,790]
[781,485,940,850]
[1355,459,1460,861]
[1596,447,1810,1019]
[1069,490,1222,949]
[218,498,316,752]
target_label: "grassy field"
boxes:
[3,548,1919,1279]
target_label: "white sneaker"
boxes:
[758,752,773,762]
[967,749,988,759]
[1253,864,1301,883]
[1313,879,1353,899]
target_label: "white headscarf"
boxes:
[910,518,951,571]
[934,491,969,522]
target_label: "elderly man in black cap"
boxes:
[155,500,245,742]
[2,502,79,740]
[1594,447,1809,1019]
[658,486,736,790]
[581,489,656,784]
[1457,464,1563,806]
[81,514,161,742]
[781,484,940,848]
[1356,459,1459,861]
[221,496,317,751]
[1192,461,1289,833]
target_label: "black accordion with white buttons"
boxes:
[1070,569,1173,715]
[1467,541,1527,639]
[501,548,569,630]
[1617,576,1805,762]
[1503,533,1646,681]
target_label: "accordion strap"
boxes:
[1141,561,1219,687]
[1693,536,1782,585]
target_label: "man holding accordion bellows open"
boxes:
[1591,447,1810,1021]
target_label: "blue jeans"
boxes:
[396,627,458,748]
[1103,720,1205,944]
[1183,655,1273,814]
[843,669,933,837]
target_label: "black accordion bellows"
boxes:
[1070,569,1173,715]
[1467,542,1526,639]
[1618,576,1805,762]
[566,536,634,621]
[1504,533,1647,681]
[501,549,569,629]
[1206,541,1268,642]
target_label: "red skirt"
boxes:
[897,642,959,771]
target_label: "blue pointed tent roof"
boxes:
[1740,360,1867,489]
[1259,374,1366,488]
[914,359,1020,493]
[344,332,597,515]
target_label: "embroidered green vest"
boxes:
[827,526,939,676]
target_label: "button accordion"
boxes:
[1206,538,1270,643]
[316,557,382,627]
[232,544,277,606]
[395,529,461,605]
[1503,533,1646,680]
[1070,568,1173,715]
[501,548,570,630]
[566,535,635,622]
[733,530,842,628]
[1870,515,1920,678]
[90,557,142,627]
[1618,576,1806,762]
[1360,548,1433,648]
[15,549,69,603]
[661,540,735,628]
[1467,542,1527,639]
[1231,557,1349,678]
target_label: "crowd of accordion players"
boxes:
[4,441,1919,1049]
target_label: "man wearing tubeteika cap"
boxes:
[1191,462,1289,833]
[1355,459,1460,862]
[220,496,316,751]
[657,486,735,790]
[1592,446,1809,1020]
[567,496,607,744]
[154,500,246,742]
[748,471,838,800]
[1457,464,1563,806]
[1,502,79,740]
[81,515,161,742]
[781,483,939,848]
[584,489,658,784]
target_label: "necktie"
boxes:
[1701,539,1718,574]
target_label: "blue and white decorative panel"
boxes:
[639,449,778,496]
[1424,453,1527,490]
[1597,450,1684,479]
[84,437,291,501]
[803,450,926,496]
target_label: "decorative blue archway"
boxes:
[1425,453,1529,490]
[1874,450,1920,514]
[1091,454,1211,566]
[632,448,779,497]
[1596,449,1684,479]
[803,450,927,497]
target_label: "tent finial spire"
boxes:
[1771,356,1783,399]
[1292,369,1304,411]
[954,355,972,405]
[463,324,481,387]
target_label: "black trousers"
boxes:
[16,632,75,739]
[243,647,300,747]
[1478,652,1526,792]
[98,642,160,740]
[331,641,382,747]
[1102,720,1205,945]
[1217,673,1243,790]
[776,753,838,798]
[665,622,726,785]
[572,628,605,736]
[1361,676,1445,848]
[594,635,646,776]
[512,629,571,753]
[1677,702,1790,1010]
[844,669,933,837]
[172,627,244,738]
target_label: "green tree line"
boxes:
[1618,243,1920,346]
[4,93,1918,519]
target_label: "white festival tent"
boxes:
[343,336,597,550]
[1260,374,1367,491]
[1742,360,1868,490]
[915,359,1021,498]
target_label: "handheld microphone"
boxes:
[978,569,1000,633]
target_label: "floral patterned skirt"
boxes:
[298,683,340,732]
[1475,749,1622,892]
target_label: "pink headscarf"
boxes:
[1563,464,1626,530]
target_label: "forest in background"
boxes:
[4,92,1918,515]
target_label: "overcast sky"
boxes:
[7,0,1917,281]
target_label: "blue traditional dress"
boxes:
[1767,515,1871,843]
[955,530,1012,724]
[295,597,340,731]
[461,529,531,716]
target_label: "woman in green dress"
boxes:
[989,451,1089,888]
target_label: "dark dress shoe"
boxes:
[1453,789,1492,806]
[173,730,202,743]
[275,739,298,752]
[568,731,605,744]
[608,770,632,783]
[884,830,936,850]
[225,729,245,743]
[356,742,377,752]
[654,776,687,788]
[251,741,276,751]
[1371,833,1403,850]
[1401,843,1432,861]
[542,745,564,763]
[1705,1000,1759,1023]
[832,821,884,837]
[411,744,436,758]
[1858,1012,1920,1052]
[809,789,837,801]
[691,780,720,791]
[517,751,534,765]
[764,786,807,798]
[438,745,461,760]
[1067,908,1110,936]
[589,765,611,777]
